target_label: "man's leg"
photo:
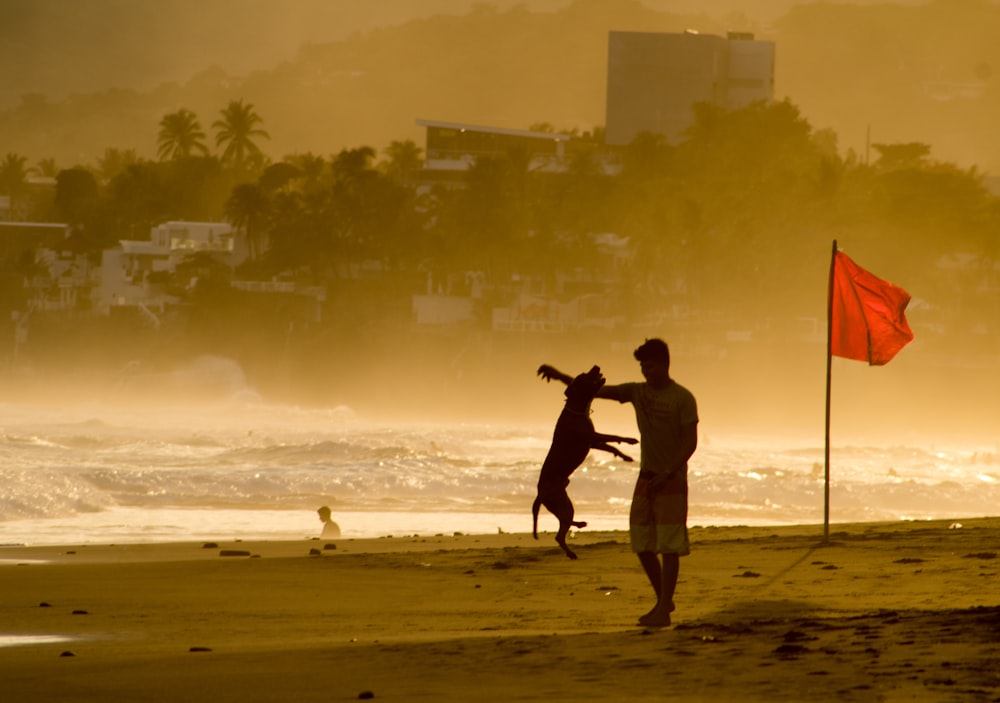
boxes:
[659,552,679,612]
[638,551,662,600]
[637,552,678,627]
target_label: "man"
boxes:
[538,338,698,627]
[317,505,341,539]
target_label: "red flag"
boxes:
[830,250,914,365]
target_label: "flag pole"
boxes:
[824,239,837,543]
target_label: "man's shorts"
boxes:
[629,472,690,555]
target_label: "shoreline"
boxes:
[2,518,998,701]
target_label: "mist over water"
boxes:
[1,355,997,546]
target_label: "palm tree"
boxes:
[157,109,208,161]
[257,161,302,193]
[212,99,269,174]
[34,157,59,178]
[331,146,376,183]
[225,182,270,261]
[96,147,140,183]
[286,152,326,181]
[380,139,423,182]
[0,153,29,220]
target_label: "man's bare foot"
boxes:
[638,608,672,627]
[637,600,675,627]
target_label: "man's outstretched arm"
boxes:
[537,364,572,385]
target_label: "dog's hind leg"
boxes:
[556,520,578,560]
[551,492,585,559]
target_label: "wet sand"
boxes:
[1,518,998,702]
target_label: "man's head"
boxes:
[634,338,670,385]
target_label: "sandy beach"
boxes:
[2,518,998,702]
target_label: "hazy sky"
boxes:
[4,0,998,171]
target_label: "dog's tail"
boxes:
[532,496,541,540]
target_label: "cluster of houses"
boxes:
[2,215,633,336]
[3,30,780,342]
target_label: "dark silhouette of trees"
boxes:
[258,161,302,192]
[380,140,423,183]
[157,109,209,161]
[54,168,99,226]
[0,153,30,220]
[213,99,270,176]
[102,160,169,241]
[96,148,140,184]
[34,158,58,178]
[225,182,270,261]
[162,156,228,221]
[8,88,1000,375]
[872,142,932,170]
[55,167,106,252]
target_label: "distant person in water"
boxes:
[538,337,698,627]
[317,506,341,539]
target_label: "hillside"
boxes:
[1,0,998,172]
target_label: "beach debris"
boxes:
[219,550,251,557]
[820,564,839,570]
[782,630,818,643]
[189,646,213,652]
[962,552,997,560]
[323,543,337,550]
[357,691,375,699]
[948,522,963,529]
[202,542,219,549]
[309,548,322,556]
[39,602,51,608]
[71,610,88,615]
[893,557,926,564]
[734,570,761,578]
[773,643,811,657]
[59,651,75,657]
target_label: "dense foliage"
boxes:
[2,96,998,345]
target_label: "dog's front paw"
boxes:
[537,364,558,381]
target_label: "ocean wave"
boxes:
[2,399,998,538]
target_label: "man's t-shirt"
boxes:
[604,380,698,478]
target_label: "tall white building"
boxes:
[605,30,775,146]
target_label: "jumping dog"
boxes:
[533,365,637,559]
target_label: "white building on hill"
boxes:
[98,221,241,315]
